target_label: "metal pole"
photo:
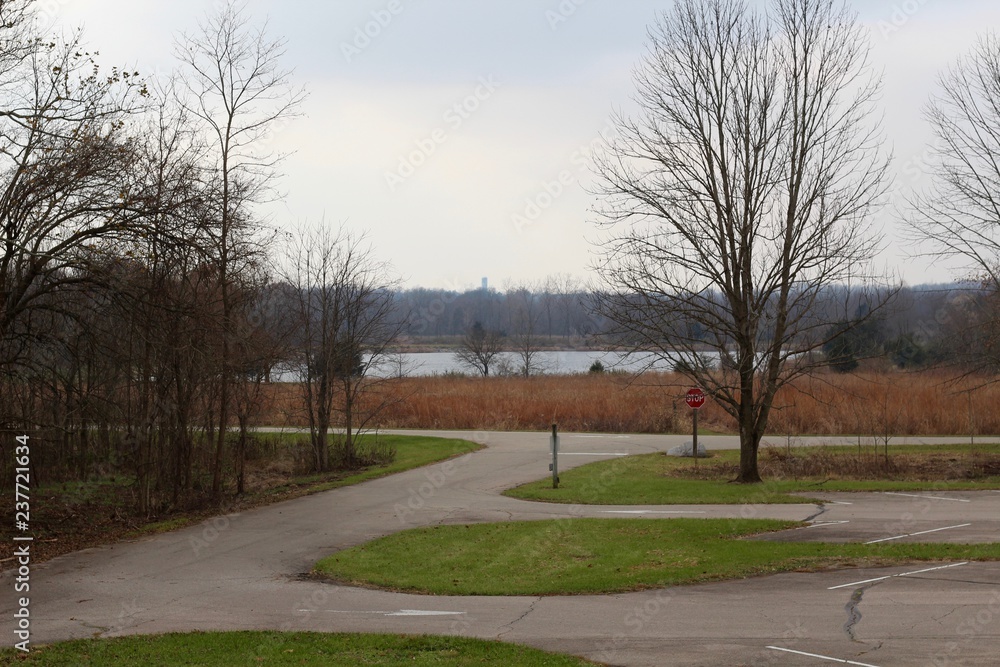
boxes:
[551,423,559,489]
[693,410,698,465]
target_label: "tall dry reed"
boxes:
[257,370,1000,436]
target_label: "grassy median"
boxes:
[0,632,600,666]
[251,434,483,497]
[504,444,1000,505]
[314,518,1000,596]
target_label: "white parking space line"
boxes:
[827,562,968,590]
[765,646,880,666]
[884,492,970,503]
[600,510,707,515]
[825,500,853,506]
[800,521,850,529]
[864,523,972,545]
[386,609,466,617]
[302,609,466,617]
[560,453,630,457]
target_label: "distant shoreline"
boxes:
[393,336,609,354]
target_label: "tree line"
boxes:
[397,282,996,371]
[0,2,408,514]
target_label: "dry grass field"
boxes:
[257,370,1000,437]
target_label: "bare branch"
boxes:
[592,0,893,482]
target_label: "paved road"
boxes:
[3,431,999,666]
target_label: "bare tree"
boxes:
[454,321,505,377]
[905,33,1000,371]
[98,84,216,513]
[592,0,892,483]
[175,0,304,498]
[506,284,546,376]
[286,225,405,471]
[231,264,283,494]
[0,10,152,375]
[907,33,1000,285]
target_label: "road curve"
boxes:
[3,430,999,666]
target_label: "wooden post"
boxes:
[551,423,559,489]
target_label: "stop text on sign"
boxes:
[685,388,706,410]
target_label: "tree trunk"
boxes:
[736,427,762,484]
[736,356,763,484]
[212,319,230,500]
[343,381,354,468]
[236,415,248,495]
[316,374,331,472]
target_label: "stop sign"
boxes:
[685,388,706,410]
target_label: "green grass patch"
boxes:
[0,631,598,666]
[315,518,1000,596]
[257,434,482,497]
[504,444,1000,505]
[507,453,807,505]
[1,435,482,564]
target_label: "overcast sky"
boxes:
[50,0,1000,290]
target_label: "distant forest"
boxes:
[393,282,994,367]
[396,281,600,342]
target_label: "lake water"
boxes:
[274,349,721,381]
[272,349,732,380]
[374,350,713,377]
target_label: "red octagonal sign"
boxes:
[685,388,706,410]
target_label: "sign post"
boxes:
[550,423,559,489]
[685,388,706,461]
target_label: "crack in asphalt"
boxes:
[931,605,963,627]
[803,503,830,523]
[856,640,884,659]
[912,577,1000,587]
[497,597,542,640]
[844,583,879,642]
